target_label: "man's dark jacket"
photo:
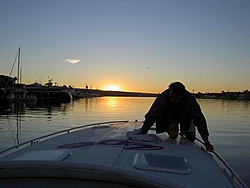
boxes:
[141,89,209,140]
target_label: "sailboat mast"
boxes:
[17,47,21,84]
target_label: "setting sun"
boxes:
[104,85,122,91]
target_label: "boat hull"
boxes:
[26,87,72,102]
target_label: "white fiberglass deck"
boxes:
[0,121,246,188]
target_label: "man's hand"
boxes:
[139,130,147,135]
[134,128,147,135]
[204,142,214,152]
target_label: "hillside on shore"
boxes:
[74,88,158,97]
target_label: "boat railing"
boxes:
[195,137,247,188]
[0,120,128,157]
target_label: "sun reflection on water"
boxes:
[107,97,118,108]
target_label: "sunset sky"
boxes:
[1,0,250,93]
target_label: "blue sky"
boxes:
[1,0,250,93]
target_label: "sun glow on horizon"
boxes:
[103,85,122,91]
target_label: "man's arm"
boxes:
[139,96,161,134]
[203,138,214,151]
[140,117,156,134]
[192,98,214,151]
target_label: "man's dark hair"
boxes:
[169,82,185,95]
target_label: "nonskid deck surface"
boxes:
[0,121,246,188]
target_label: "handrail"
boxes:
[0,120,128,156]
[195,137,247,188]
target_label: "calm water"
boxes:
[0,97,250,186]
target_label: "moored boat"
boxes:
[0,121,247,188]
[26,82,72,103]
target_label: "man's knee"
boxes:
[185,132,196,142]
[168,128,178,139]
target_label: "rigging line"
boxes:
[5,48,19,89]
[9,48,19,78]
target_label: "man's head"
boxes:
[168,82,185,105]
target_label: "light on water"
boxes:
[0,97,250,186]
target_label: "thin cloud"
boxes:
[64,59,80,64]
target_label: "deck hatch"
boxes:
[133,153,191,174]
[13,149,71,161]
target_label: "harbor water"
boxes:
[0,97,249,186]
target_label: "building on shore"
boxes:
[0,75,27,103]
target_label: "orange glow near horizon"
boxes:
[103,85,122,91]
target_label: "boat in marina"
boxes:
[0,120,247,188]
[0,48,27,103]
[26,79,72,103]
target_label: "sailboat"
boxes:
[0,47,27,102]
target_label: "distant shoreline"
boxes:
[74,88,158,97]
[74,88,249,100]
